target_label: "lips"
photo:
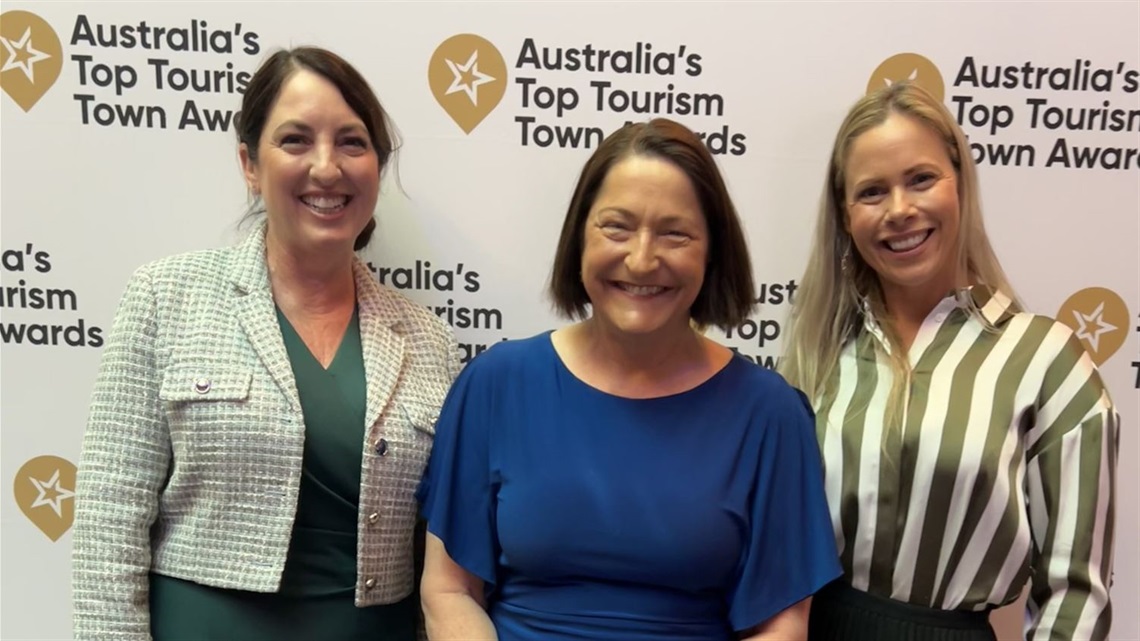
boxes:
[300,194,350,214]
[883,230,931,253]
[615,282,667,296]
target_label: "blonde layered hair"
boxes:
[779,82,1021,418]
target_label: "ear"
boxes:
[238,143,259,195]
[840,198,853,235]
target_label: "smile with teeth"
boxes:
[616,282,667,296]
[884,230,931,252]
[300,194,350,214]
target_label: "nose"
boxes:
[884,187,915,223]
[625,230,659,274]
[310,144,342,186]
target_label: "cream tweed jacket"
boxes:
[72,222,459,639]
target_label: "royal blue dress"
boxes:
[418,333,841,640]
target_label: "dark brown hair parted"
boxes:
[235,46,398,251]
[548,118,756,331]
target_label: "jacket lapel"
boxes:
[229,221,301,412]
[354,259,407,436]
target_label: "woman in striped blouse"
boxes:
[779,81,1118,641]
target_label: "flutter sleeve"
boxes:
[417,356,500,588]
[729,387,843,632]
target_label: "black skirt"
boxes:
[809,580,996,641]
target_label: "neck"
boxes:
[265,235,356,314]
[578,317,705,376]
[881,284,946,329]
[879,272,968,351]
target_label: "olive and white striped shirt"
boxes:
[815,287,1118,640]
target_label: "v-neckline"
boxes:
[276,306,359,372]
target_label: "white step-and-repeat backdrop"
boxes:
[2,2,1136,639]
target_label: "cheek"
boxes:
[358,155,382,180]
[678,246,709,282]
[846,206,875,239]
[578,239,604,276]
[365,160,382,184]
[946,194,962,225]
[258,157,300,189]
[694,246,710,274]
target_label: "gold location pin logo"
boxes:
[0,10,63,111]
[867,53,944,102]
[429,34,507,134]
[14,455,77,542]
[1057,287,1129,366]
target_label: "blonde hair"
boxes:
[779,81,1021,422]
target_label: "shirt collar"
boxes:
[958,285,1017,327]
[859,284,1017,337]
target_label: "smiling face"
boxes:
[239,67,380,260]
[843,112,963,307]
[580,154,709,339]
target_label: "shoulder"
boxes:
[464,332,552,374]
[351,257,456,351]
[370,283,453,339]
[135,247,231,281]
[724,354,813,411]
[127,247,233,299]
[443,332,553,391]
[116,247,234,311]
[969,288,1084,358]
[992,309,1115,412]
[992,309,1091,363]
[705,358,820,467]
[714,355,818,442]
[430,334,554,439]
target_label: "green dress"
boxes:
[149,308,416,641]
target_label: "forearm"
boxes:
[1026,380,1117,640]
[739,597,810,641]
[422,591,497,641]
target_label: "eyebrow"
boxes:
[272,120,369,136]
[849,162,942,186]
[596,206,635,219]
[596,207,699,226]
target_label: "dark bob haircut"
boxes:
[548,118,756,331]
[235,46,398,251]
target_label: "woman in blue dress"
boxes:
[417,118,842,641]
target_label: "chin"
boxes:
[308,225,361,245]
[609,314,689,337]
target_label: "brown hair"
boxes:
[548,118,756,331]
[236,46,398,250]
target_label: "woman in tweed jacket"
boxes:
[72,47,459,641]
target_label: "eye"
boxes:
[600,220,630,231]
[341,136,369,149]
[279,133,308,147]
[856,185,886,202]
[663,230,691,240]
[911,172,936,188]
